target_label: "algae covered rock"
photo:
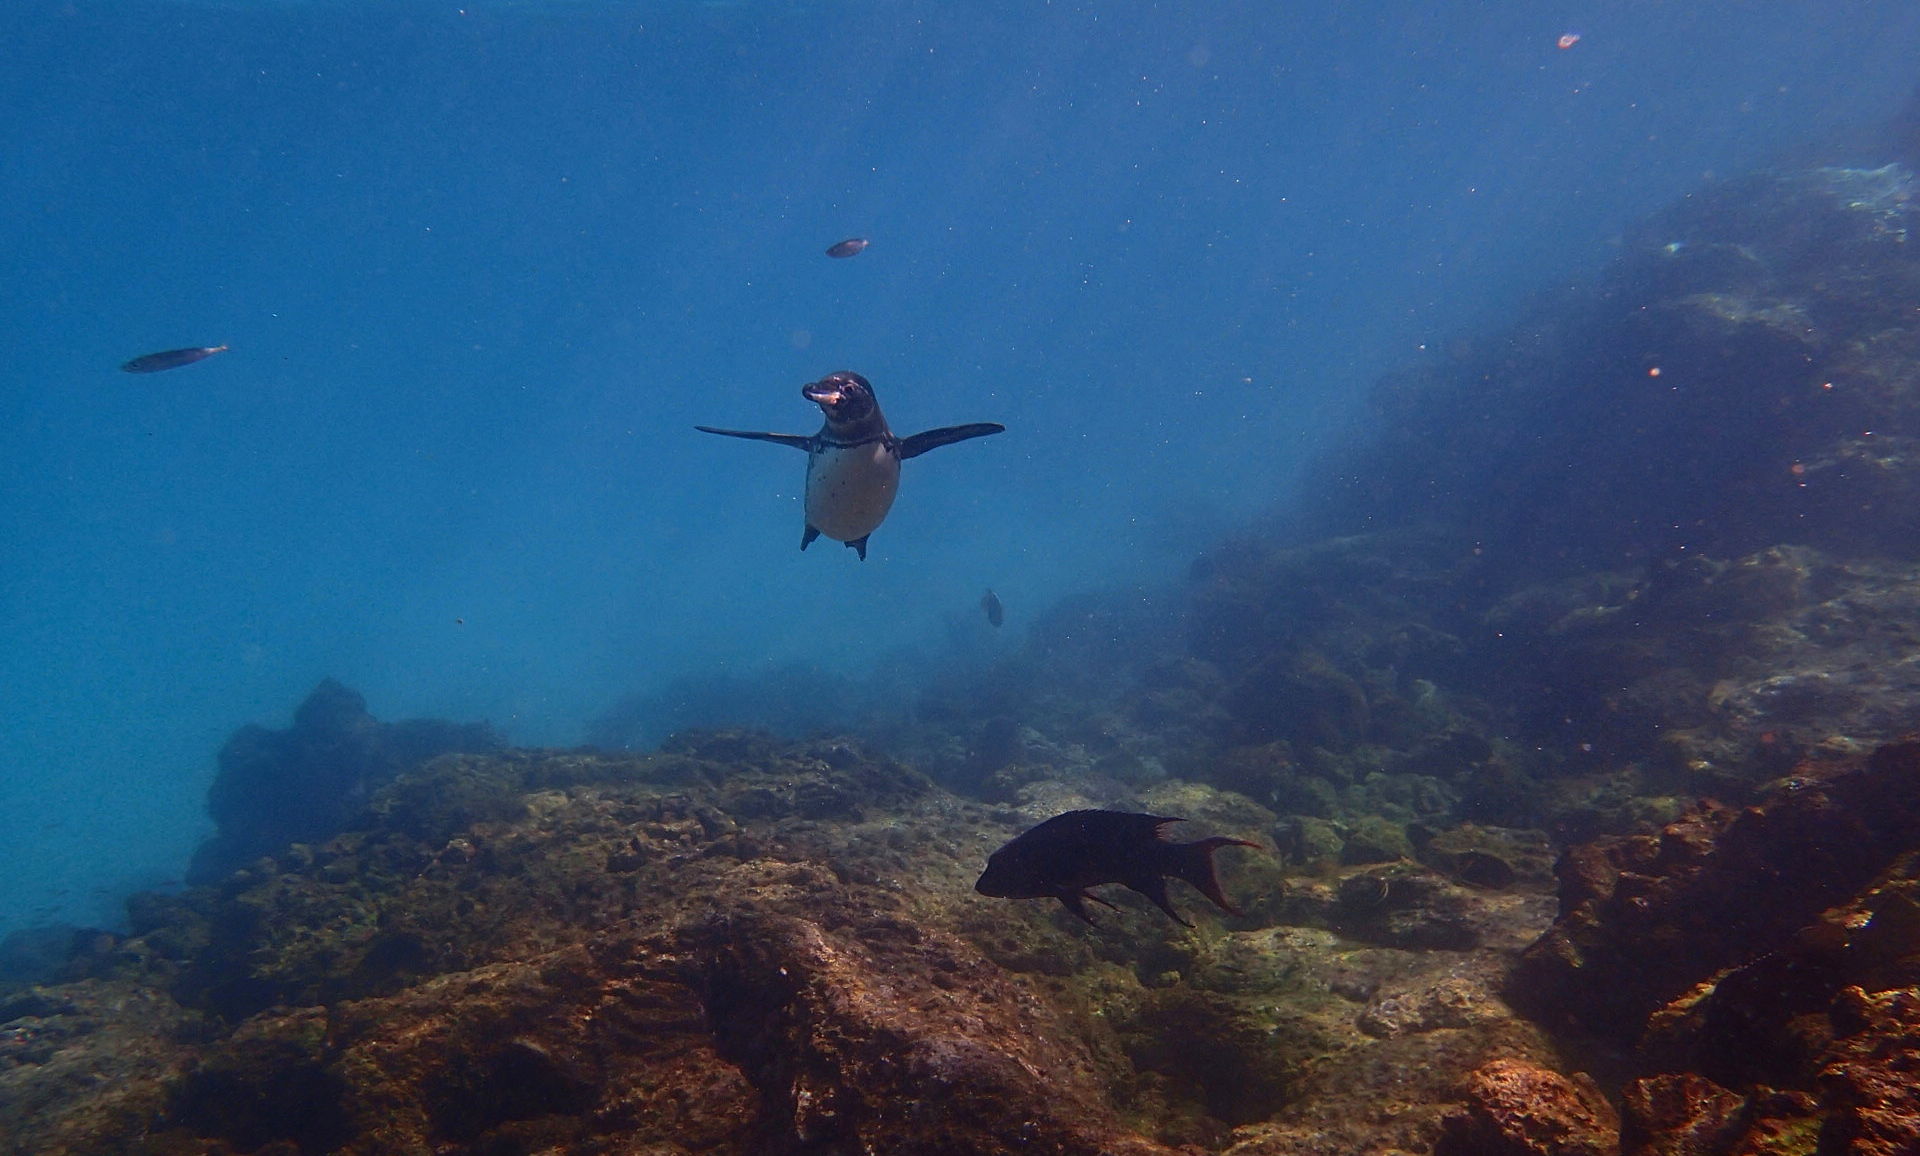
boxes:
[189,679,501,884]
[1509,741,1920,1045]
[3,715,1593,1155]
[1435,1059,1619,1156]
[1502,741,1920,1155]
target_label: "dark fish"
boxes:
[982,589,1004,628]
[975,810,1259,926]
[121,344,229,373]
[825,237,870,259]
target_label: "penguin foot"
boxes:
[801,525,821,552]
[847,535,870,561]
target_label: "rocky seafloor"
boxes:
[8,161,1920,1154]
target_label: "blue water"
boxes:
[2,0,1914,936]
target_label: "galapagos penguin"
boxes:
[697,371,1004,560]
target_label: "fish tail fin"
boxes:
[1167,837,1261,916]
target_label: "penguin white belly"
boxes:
[805,442,900,541]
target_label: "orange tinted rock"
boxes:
[1619,1072,1748,1156]
[1509,743,1920,1046]
[1819,987,1920,1156]
[1435,1058,1619,1156]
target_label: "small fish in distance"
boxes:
[975,810,1260,927]
[696,371,1003,560]
[825,237,870,258]
[982,589,1004,627]
[121,345,229,373]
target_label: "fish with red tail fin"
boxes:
[974,810,1260,927]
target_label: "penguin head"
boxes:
[802,371,878,427]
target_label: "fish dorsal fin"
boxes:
[695,426,817,451]
[896,423,1005,460]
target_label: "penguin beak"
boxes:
[803,382,843,408]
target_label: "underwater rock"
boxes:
[159,935,760,1154]
[1486,545,1920,778]
[1499,740,1920,1154]
[1615,985,1920,1156]
[160,908,1180,1155]
[1434,1059,1619,1156]
[1619,881,1920,1153]
[188,679,500,884]
[164,1007,351,1152]
[1330,866,1489,952]
[1818,985,1920,1156]
[1164,529,1526,837]
[1223,651,1371,750]
[11,744,1181,1153]
[3,729,1589,1155]
[695,909,1177,1155]
[1509,740,1920,1046]
[1616,1073,1757,1156]
[1294,164,1920,571]
[1217,1011,1560,1156]
[1339,814,1415,865]
[1273,814,1346,868]
[1355,973,1507,1040]
[0,980,198,1154]
[1212,741,1313,811]
[1413,824,1555,892]
[1117,984,1310,1127]
[0,925,111,989]
[1400,729,1497,783]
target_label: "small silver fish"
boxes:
[982,589,1004,628]
[825,237,870,259]
[121,344,229,373]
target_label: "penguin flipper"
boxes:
[801,525,821,551]
[846,535,870,561]
[696,426,816,451]
[896,423,1006,460]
